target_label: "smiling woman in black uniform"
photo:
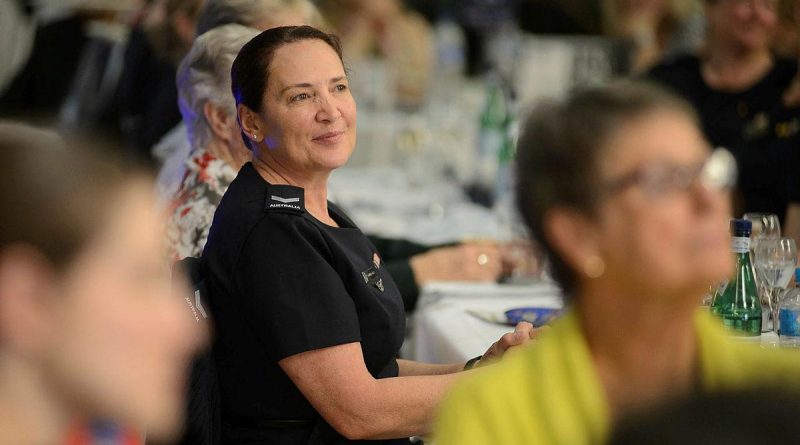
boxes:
[201,25,536,445]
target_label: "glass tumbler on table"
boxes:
[743,212,781,329]
[754,238,797,335]
[743,213,782,250]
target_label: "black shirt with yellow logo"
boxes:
[737,104,800,223]
[647,55,797,149]
[648,54,800,222]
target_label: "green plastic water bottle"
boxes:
[476,73,512,199]
[710,219,762,336]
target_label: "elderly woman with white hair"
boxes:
[166,24,260,260]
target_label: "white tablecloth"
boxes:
[408,281,563,364]
[328,165,508,245]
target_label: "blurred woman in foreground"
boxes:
[434,82,800,445]
[0,122,201,444]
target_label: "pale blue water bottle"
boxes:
[779,267,800,347]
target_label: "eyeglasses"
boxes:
[601,148,737,199]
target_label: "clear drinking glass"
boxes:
[754,237,797,335]
[743,212,781,329]
[743,213,781,251]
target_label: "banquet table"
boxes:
[408,281,564,364]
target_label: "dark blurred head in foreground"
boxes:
[609,388,800,445]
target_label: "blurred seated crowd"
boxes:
[4,0,800,231]
[2,0,800,444]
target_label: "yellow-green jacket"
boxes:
[434,310,800,445]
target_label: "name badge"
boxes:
[361,266,385,292]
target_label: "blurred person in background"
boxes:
[516,0,703,73]
[648,0,800,224]
[434,81,800,445]
[0,0,36,96]
[56,0,148,146]
[195,0,323,36]
[604,0,705,73]
[516,0,605,34]
[116,0,203,164]
[166,24,260,261]
[154,0,324,203]
[0,122,202,444]
[771,0,800,57]
[317,0,434,109]
[201,25,536,444]
[737,0,800,225]
[649,0,786,147]
[768,0,800,246]
[0,0,97,121]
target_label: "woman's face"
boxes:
[254,39,357,175]
[46,181,202,441]
[590,110,732,300]
[707,0,778,51]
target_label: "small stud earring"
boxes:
[583,255,605,279]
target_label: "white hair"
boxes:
[177,24,259,153]
[195,0,325,36]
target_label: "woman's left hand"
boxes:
[477,322,546,367]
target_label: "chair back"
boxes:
[173,257,220,445]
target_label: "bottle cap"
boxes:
[730,218,752,236]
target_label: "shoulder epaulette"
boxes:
[264,184,305,215]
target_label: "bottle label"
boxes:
[479,129,505,159]
[731,236,750,253]
[716,280,728,296]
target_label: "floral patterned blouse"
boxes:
[166,148,238,261]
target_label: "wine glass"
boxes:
[743,213,781,251]
[755,238,797,335]
[743,213,781,329]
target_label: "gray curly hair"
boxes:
[177,24,260,153]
